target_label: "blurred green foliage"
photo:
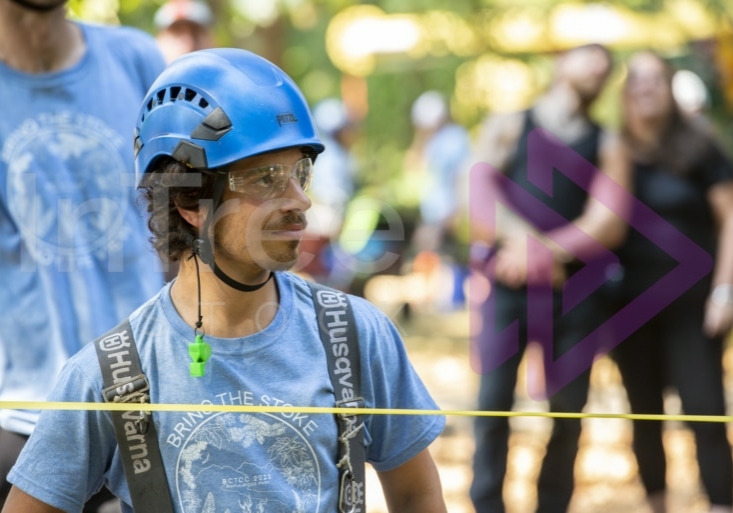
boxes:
[70,0,733,193]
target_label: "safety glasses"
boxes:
[227,157,313,200]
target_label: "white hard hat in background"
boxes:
[313,98,350,136]
[154,0,213,30]
[672,69,710,114]
[411,90,448,131]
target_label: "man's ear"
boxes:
[176,205,205,229]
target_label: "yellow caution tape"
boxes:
[1,401,731,423]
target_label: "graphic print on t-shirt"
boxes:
[2,111,131,269]
[173,410,322,513]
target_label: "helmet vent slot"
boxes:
[184,88,197,102]
[156,89,166,105]
[199,98,209,109]
[170,86,182,101]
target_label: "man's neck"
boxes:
[532,83,593,144]
[170,258,280,339]
[0,2,84,73]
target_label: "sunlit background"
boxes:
[67,0,733,204]
[64,2,733,511]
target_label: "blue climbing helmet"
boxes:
[134,48,324,179]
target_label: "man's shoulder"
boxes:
[285,273,388,324]
[472,110,527,169]
[478,110,527,145]
[482,110,525,130]
[75,287,162,356]
[80,22,164,72]
[81,22,157,48]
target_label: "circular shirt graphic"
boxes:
[176,412,321,513]
[4,113,130,265]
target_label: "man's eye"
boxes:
[248,169,277,187]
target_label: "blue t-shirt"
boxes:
[419,123,471,226]
[9,272,445,513]
[0,22,166,434]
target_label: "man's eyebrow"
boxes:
[230,163,268,172]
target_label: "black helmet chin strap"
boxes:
[184,173,271,379]
[192,173,273,293]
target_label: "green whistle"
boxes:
[189,334,211,377]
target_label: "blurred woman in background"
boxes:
[613,50,733,513]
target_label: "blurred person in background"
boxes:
[299,97,360,289]
[0,0,166,510]
[154,0,214,63]
[612,50,733,513]
[406,90,471,311]
[469,43,630,513]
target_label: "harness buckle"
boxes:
[102,374,151,434]
[339,470,359,513]
[102,374,150,404]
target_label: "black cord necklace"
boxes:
[188,252,211,377]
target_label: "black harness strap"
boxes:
[93,319,174,513]
[308,281,366,513]
[93,282,365,513]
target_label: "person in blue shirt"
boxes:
[0,0,165,511]
[408,90,472,309]
[3,48,447,513]
[301,97,360,288]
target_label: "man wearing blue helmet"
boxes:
[3,49,447,513]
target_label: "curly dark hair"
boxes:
[138,157,217,262]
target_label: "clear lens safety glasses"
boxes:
[228,157,313,200]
